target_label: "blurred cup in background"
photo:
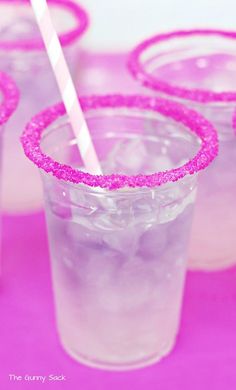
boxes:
[0,0,88,214]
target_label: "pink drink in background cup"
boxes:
[0,0,88,213]
[129,30,236,270]
[21,95,217,370]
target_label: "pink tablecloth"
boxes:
[0,212,236,389]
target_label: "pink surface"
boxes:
[1,212,236,389]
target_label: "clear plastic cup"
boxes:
[0,0,88,214]
[21,95,218,370]
[129,29,236,270]
[0,71,19,265]
[0,71,19,173]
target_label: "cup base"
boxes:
[59,337,176,371]
[188,257,236,271]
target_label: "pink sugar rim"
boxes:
[0,71,19,126]
[21,94,218,190]
[0,0,88,50]
[128,29,236,104]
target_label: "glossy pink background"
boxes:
[1,212,236,389]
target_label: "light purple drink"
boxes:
[0,0,88,213]
[21,95,218,370]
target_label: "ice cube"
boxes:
[138,223,168,260]
[92,213,118,231]
[155,182,196,224]
[67,222,103,250]
[50,201,72,219]
[92,205,135,231]
[99,256,156,312]
[77,250,123,289]
[104,139,148,175]
[132,196,158,225]
[146,155,173,173]
[102,226,141,256]
[167,203,194,255]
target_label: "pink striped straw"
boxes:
[30,0,102,175]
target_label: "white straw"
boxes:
[30,0,102,175]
